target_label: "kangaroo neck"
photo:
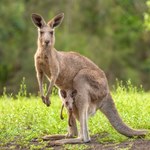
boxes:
[38,44,57,56]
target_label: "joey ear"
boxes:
[31,13,46,28]
[48,13,64,28]
[71,89,77,99]
[60,90,66,98]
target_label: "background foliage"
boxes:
[0,0,150,94]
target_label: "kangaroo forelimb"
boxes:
[68,110,73,127]
[60,104,64,120]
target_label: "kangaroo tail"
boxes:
[99,94,148,137]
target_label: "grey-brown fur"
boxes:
[31,13,148,145]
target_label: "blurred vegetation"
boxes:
[0,0,150,94]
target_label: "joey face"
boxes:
[60,89,77,112]
[31,13,64,48]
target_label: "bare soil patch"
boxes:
[1,134,150,150]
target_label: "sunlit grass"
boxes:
[0,81,150,149]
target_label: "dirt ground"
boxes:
[1,134,150,150]
[49,134,150,150]
[86,134,150,150]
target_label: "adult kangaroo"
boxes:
[31,13,148,144]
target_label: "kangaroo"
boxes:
[59,89,77,127]
[31,13,148,144]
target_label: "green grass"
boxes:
[0,81,150,149]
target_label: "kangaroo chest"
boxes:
[35,54,51,77]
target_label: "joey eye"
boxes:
[65,101,68,106]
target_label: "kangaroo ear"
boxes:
[48,13,64,28]
[31,13,46,28]
[71,89,77,99]
[60,90,66,98]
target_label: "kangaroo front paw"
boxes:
[41,96,45,103]
[45,96,51,107]
[41,96,51,107]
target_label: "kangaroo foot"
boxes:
[42,134,66,141]
[47,138,83,146]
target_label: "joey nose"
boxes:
[69,108,73,112]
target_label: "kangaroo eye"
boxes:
[65,101,68,106]
[40,31,43,34]
[49,31,53,35]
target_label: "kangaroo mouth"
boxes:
[42,42,51,48]
[44,43,50,48]
[68,108,73,112]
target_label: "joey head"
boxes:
[59,89,77,126]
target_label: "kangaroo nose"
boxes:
[69,108,73,112]
[45,40,50,45]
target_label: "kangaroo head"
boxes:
[31,13,64,48]
[60,89,77,112]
